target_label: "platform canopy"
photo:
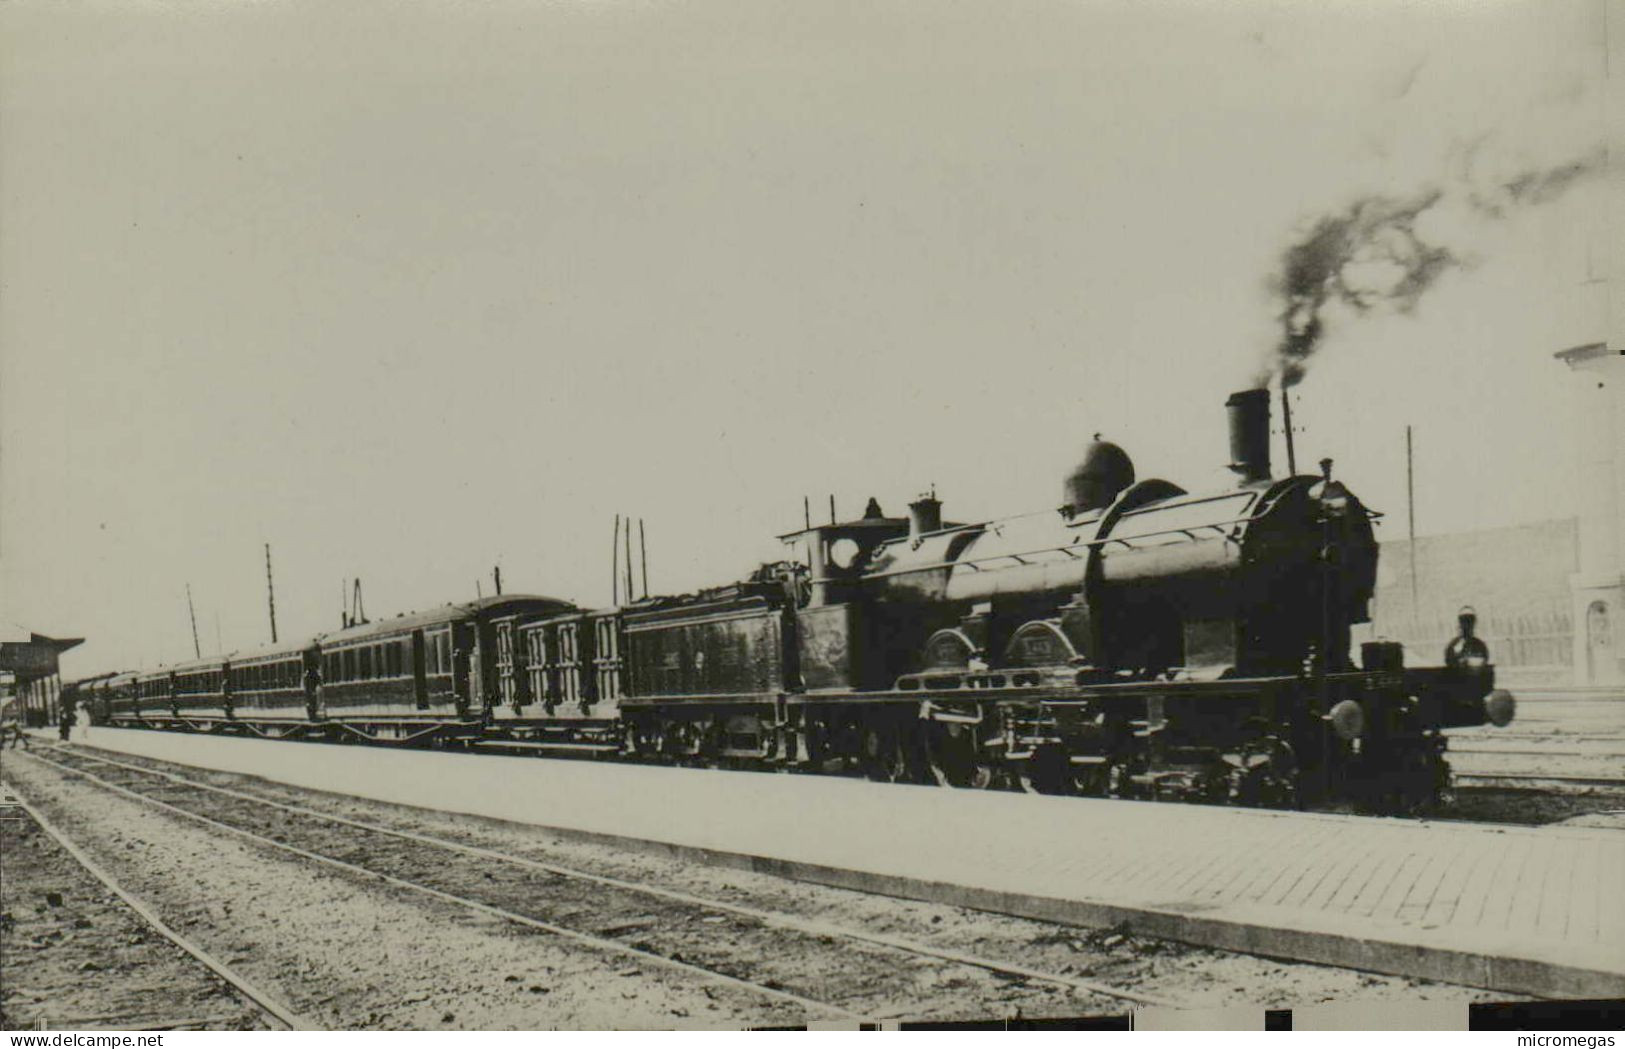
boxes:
[0,630,84,680]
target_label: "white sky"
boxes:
[1,0,1614,678]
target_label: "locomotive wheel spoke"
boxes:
[1015,749,1075,796]
[926,724,997,790]
[860,725,905,783]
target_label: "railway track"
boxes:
[25,745,1176,1022]
[1453,771,1625,792]
[0,782,316,1031]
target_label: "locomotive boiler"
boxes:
[85,389,1515,814]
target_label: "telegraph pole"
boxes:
[639,518,649,600]
[1406,425,1419,618]
[264,543,279,644]
[1281,387,1298,476]
[186,583,201,658]
[623,513,634,606]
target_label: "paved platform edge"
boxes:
[523,822,1624,1000]
[48,735,1625,1001]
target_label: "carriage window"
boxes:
[343,649,356,681]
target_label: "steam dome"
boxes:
[1063,436,1134,514]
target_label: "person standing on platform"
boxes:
[1445,606,1490,671]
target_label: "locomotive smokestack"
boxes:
[908,490,942,544]
[1226,389,1271,483]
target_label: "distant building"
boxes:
[1556,342,1622,684]
[1,630,84,726]
[1359,519,1578,686]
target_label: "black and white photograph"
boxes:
[1,0,1620,1035]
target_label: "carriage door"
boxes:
[475,621,499,714]
[495,621,517,713]
[303,647,323,719]
[411,630,429,709]
[451,622,475,714]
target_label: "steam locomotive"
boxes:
[68,390,1515,813]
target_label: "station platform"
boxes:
[32,726,1625,999]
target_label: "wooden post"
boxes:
[612,515,621,606]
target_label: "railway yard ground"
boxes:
[1444,689,1625,828]
[2,686,1621,1031]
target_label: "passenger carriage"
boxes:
[311,595,573,744]
[227,640,317,723]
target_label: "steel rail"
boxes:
[1453,772,1625,791]
[0,779,318,1031]
[56,746,1176,1008]
[23,750,862,1022]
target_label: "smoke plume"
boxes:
[1259,147,1604,389]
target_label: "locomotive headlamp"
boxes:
[1483,689,1516,728]
[1326,699,1365,741]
